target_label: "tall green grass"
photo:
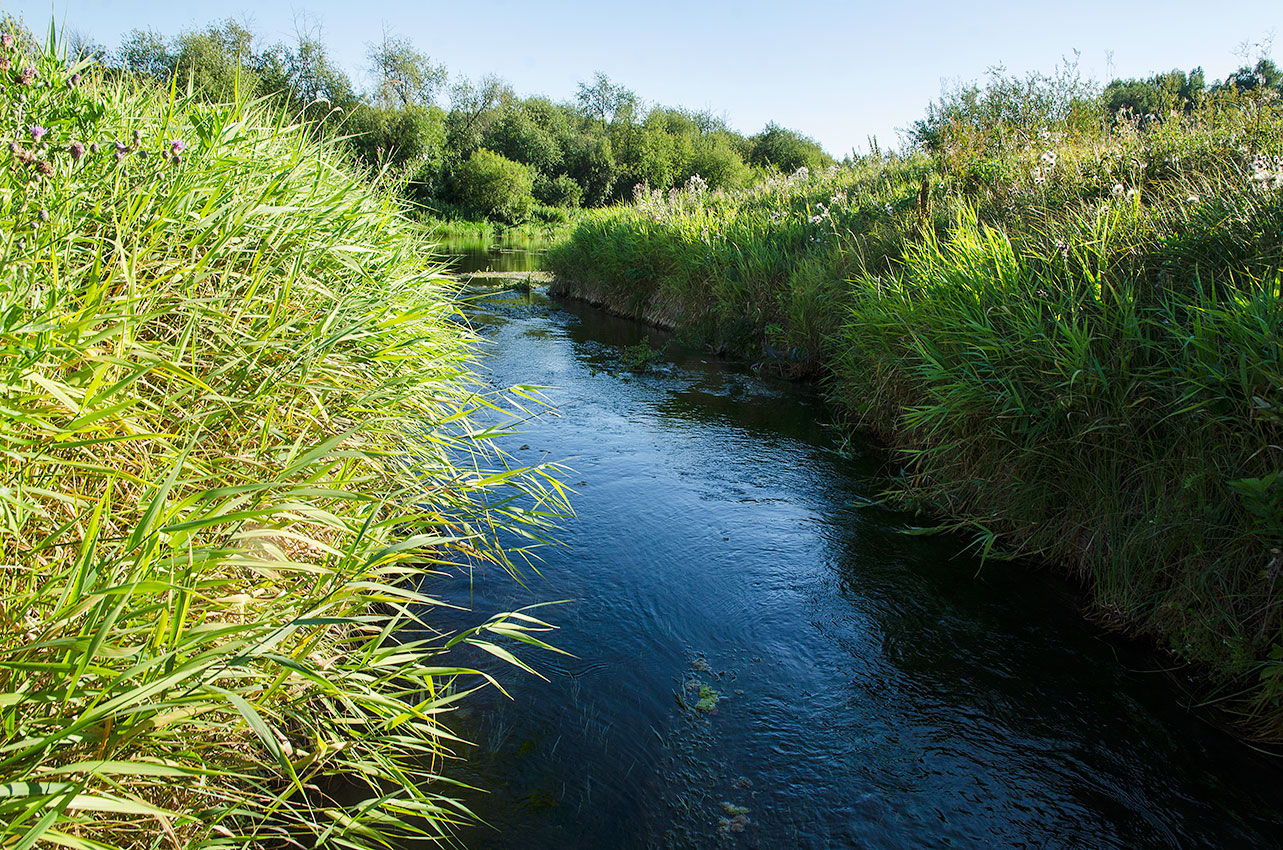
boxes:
[548,81,1283,737]
[1,28,567,848]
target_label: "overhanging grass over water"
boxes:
[548,76,1283,737]
[0,28,567,848]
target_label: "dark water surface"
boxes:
[424,284,1283,850]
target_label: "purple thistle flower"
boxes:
[69,140,84,160]
[171,154,183,167]
[18,65,36,85]
[90,142,99,154]
[137,150,149,160]
[28,125,47,143]
[132,129,141,144]
[0,33,14,50]
[115,141,128,154]
[0,56,10,72]
[168,138,187,156]
[69,72,81,87]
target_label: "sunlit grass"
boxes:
[1,27,568,848]
[548,83,1283,737]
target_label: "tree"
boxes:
[565,134,617,206]
[66,29,107,64]
[681,133,749,191]
[367,30,446,109]
[446,74,514,162]
[484,103,563,174]
[280,30,358,121]
[172,21,259,101]
[1104,67,1205,119]
[116,28,173,80]
[576,72,637,126]
[1222,58,1283,93]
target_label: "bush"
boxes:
[453,147,535,222]
[534,172,583,207]
[749,122,831,172]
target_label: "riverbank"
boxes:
[546,84,1283,738]
[0,36,564,848]
[436,283,1283,849]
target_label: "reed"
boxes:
[1,27,567,848]
[548,78,1283,737]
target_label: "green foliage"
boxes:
[749,121,832,172]
[1104,67,1205,120]
[535,172,584,207]
[0,31,567,848]
[102,19,774,224]
[908,60,1099,161]
[345,102,446,171]
[367,30,446,108]
[548,65,1283,737]
[486,101,564,173]
[566,133,618,206]
[454,147,536,222]
[1220,58,1283,93]
[682,132,751,191]
[576,71,637,125]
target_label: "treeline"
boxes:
[910,57,1283,157]
[76,19,834,223]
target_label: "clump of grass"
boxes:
[1,25,568,848]
[620,338,667,372]
[548,69,1283,737]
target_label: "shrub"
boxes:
[535,172,583,207]
[453,147,535,222]
[749,122,831,172]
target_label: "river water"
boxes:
[423,276,1283,849]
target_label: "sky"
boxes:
[8,0,1283,156]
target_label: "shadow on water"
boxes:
[414,283,1283,850]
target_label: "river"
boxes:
[422,256,1283,849]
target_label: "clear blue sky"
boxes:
[9,0,1283,155]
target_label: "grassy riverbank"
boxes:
[548,77,1283,737]
[1,32,567,848]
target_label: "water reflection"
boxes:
[438,235,547,274]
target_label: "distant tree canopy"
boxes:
[1103,67,1205,119]
[749,122,832,172]
[907,54,1283,162]
[1216,58,1283,94]
[101,21,829,222]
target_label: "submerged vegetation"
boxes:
[1,24,568,848]
[548,61,1283,737]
